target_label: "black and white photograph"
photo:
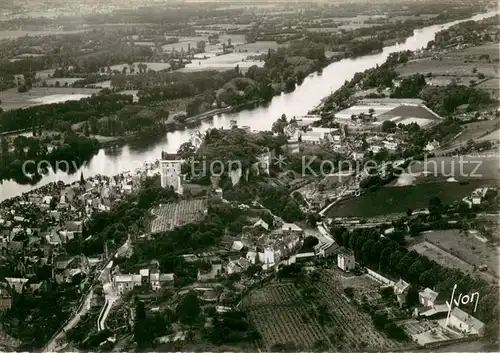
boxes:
[0,0,498,352]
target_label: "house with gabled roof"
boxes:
[448,307,485,336]
[394,279,410,308]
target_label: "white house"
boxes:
[197,257,223,281]
[253,219,269,231]
[5,277,29,293]
[300,130,325,145]
[425,139,440,152]
[394,279,410,308]
[471,188,489,205]
[352,152,364,161]
[383,140,398,151]
[337,249,355,272]
[419,287,439,308]
[448,307,485,336]
[113,274,142,295]
[258,247,276,266]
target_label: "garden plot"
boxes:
[149,199,207,233]
[314,271,408,351]
[241,283,332,351]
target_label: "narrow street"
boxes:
[41,239,129,352]
[97,262,119,332]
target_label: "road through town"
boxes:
[41,246,125,352]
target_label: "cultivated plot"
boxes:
[410,240,497,284]
[423,229,500,280]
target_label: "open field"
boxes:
[326,179,493,217]
[446,119,500,148]
[35,68,56,80]
[397,57,497,79]
[149,199,207,233]
[236,41,288,53]
[477,78,500,99]
[242,273,409,351]
[409,240,497,285]
[421,229,500,280]
[0,86,101,111]
[478,129,500,142]
[396,43,500,83]
[179,53,264,72]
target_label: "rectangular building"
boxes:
[160,152,183,195]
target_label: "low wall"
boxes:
[366,268,395,286]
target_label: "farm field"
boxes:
[477,78,500,99]
[0,86,100,111]
[242,273,410,351]
[397,57,497,79]
[241,283,332,351]
[396,43,500,80]
[326,179,492,217]
[149,198,207,233]
[477,128,500,142]
[409,240,497,284]
[421,229,500,280]
[446,118,500,147]
[236,41,289,53]
[179,53,264,72]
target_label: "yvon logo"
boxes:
[445,284,480,326]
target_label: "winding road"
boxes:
[41,239,130,352]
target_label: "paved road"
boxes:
[42,256,116,352]
[97,262,119,332]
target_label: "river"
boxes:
[0,11,497,201]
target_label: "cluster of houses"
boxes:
[111,260,175,295]
[334,248,486,343]
[283,115,345,153]
[0,166,157,311]
[462,187,495,209]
